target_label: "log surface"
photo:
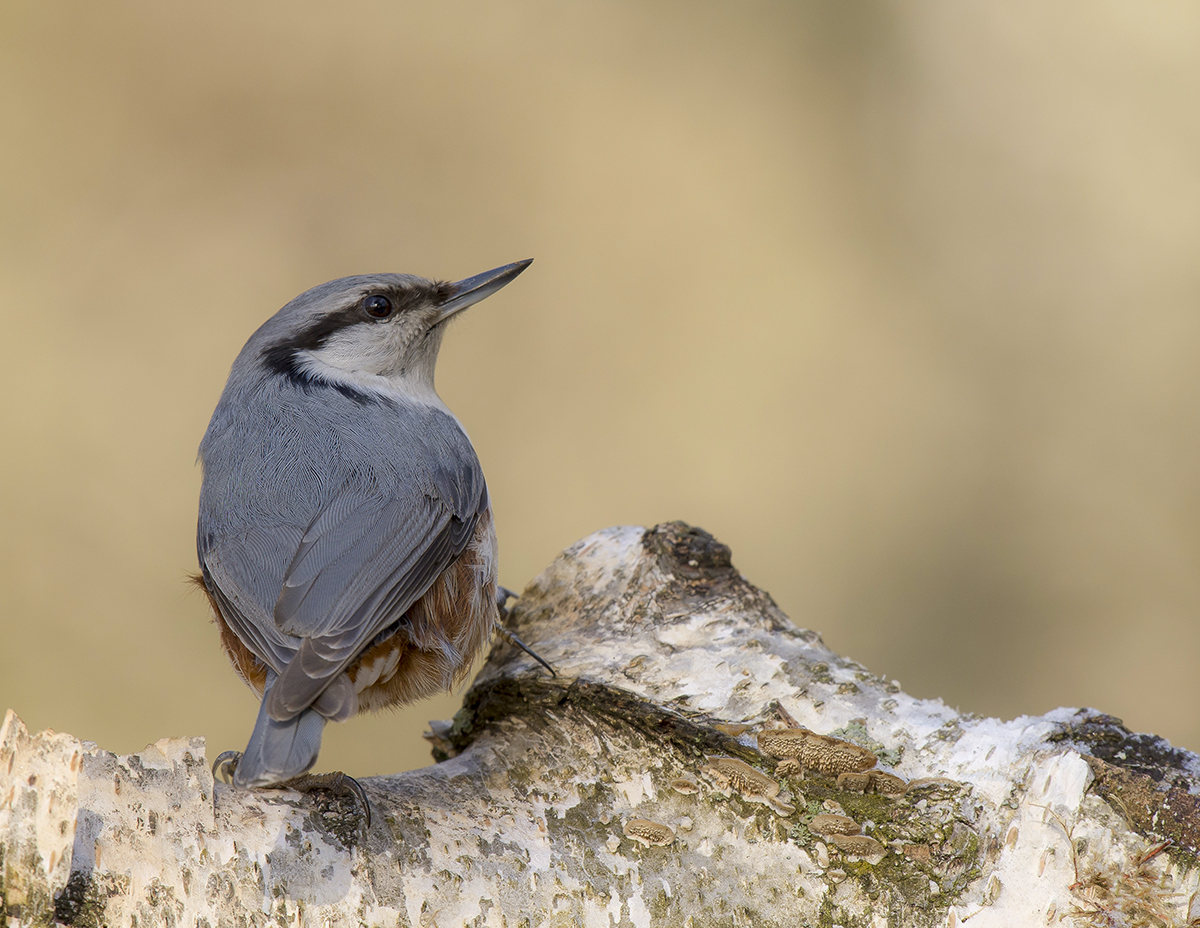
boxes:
[3,521,1199,927]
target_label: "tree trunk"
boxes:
[3,522,1199,927]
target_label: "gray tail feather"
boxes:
[233,690,326,788]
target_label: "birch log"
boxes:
[3,522,1200,927]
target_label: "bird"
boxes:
[194,259,536,795]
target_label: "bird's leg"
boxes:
[211,751,371,828]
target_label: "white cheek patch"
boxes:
[309,322,406,376]
[293,348,398,400]
[292,320,451,410]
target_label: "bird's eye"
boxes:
[363,294,394,319]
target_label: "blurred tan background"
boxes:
[2,1,1198,775]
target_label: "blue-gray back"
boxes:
[197,363,486,678]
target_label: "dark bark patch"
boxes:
[1084,756,1200,859]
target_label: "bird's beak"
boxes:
[436,259,533,322]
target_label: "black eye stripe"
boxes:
[362,286,449,319]
[261,280,452,373]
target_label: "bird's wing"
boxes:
[199,525,303,672]
[264,449,487,721]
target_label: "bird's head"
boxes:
[250,259,532,403]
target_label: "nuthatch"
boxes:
[195,260,535,792]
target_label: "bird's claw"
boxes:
[211,752,370,830]
[494,625,557,678]
[279,770,372,829]
[212,750,242,784]
[494,587,556,674]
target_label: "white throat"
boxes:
[293,348,451,413]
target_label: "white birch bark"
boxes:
[3,522,1199,927]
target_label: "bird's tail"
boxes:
[232,683,326,788]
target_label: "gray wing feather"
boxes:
[274,491,445,643]
[365,509,477,632]
[264,460,486,721]
[201,537,298,671]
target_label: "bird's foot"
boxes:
[210,751,371,828]
[212,750,242,783]
[494,625,557,677]
[496,585,517,619]
[495,586,557,676]
[279,770,372,829]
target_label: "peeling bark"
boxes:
[3,521,1200,927]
